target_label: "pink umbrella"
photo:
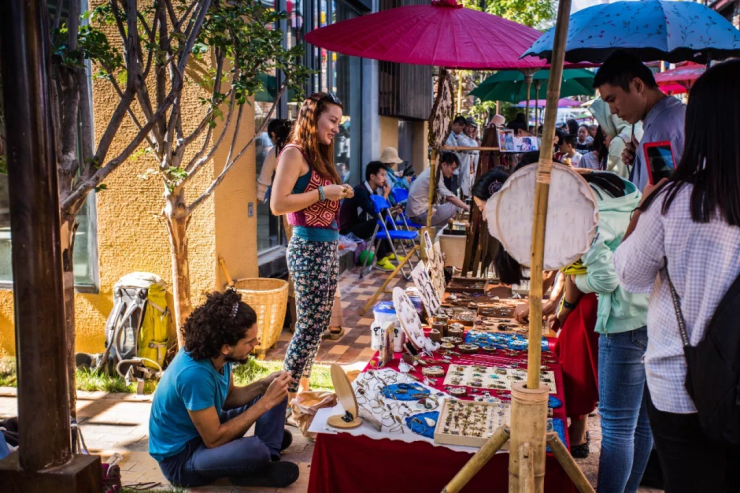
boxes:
[655,62,705,94]
[304,0,545,70]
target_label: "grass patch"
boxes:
[232,358,333,391]
[0,355,334,393]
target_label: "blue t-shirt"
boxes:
[149,349,232,462]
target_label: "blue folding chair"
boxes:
[391,188,423,231]
[359,195,418,280]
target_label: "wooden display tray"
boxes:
[446,277,489,294]
[434,399,511,449]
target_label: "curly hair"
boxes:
[183,290,257,361]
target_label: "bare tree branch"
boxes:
[107,73,157,151]
[187,84,286,213]
[175,0,199,31]
[163,0,180,32]
[226,83,286,173]
[92,0,141,167]
[181,51,226,149]
[62,87,180,212]
[142,5,159,79]
[110,0,129,48]
[183,87,236,174]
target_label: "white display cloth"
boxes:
[308,368,496,454]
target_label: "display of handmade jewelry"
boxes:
[442,364,557,394]
[465,330,550,353]
[434,399,511,448]
[350,369,448,438]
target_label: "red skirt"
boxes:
[553,292,599,417]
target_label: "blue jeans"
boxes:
[157,396,287,487]
[597,328,653,493]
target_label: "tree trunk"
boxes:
[165,189,192,347]
[60,215,78,419]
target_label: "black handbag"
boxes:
[665,262,740,444]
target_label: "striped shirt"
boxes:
[613,184,740,413]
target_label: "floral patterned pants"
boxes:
[283,237,339,392]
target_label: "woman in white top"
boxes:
[613,59,740,493]
[578,125,608,171]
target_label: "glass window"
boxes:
[331,0,362,186]
[0,0,98,287]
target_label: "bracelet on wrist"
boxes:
[318,186,325,201]
[562,299,578,310]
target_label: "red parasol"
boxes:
[304,0,547,70]
[655,62,705,94]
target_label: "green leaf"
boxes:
[94,184,108,193]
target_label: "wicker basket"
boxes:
[233,278,289,359]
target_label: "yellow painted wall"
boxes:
[0,4,257,356]
[413,121,429,174]
[380,116,399,152]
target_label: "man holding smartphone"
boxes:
[593,51,686,191]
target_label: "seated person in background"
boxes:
[149,290,297,489]
[406,152,470,228]
[339,161,399,271]
[558,134,583,167]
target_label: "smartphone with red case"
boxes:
[643,141,676,185]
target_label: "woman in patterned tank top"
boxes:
[271,93,353,399]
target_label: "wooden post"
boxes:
[546,433,596,493]
[508,383,549,493]
[360,246,419,315]
[0,0,101,489]
[519,443,535,493]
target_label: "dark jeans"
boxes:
[157,396,287,487]
[647,392,740,493]
[597,328,653,493]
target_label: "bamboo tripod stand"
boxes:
[442,0,595,490]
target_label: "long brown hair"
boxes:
[288,92,342,184]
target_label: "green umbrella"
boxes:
[469,68,595,104]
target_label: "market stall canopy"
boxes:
[304,0,549,70]
[470,69,595,103]
[522,0,740,64]
[655,62,705,94]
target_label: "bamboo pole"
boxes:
[546,433,596,493]
[534,81,542,137]
[508,383,549,492]
[440,427,510,493]
[526,0,572,392]
[524,73,533,132]
[519,443,535,493]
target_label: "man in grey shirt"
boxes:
[594,51,686,192]
[407,152,469,227]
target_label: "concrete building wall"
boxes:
[0,4,256,355]
[380,116,399,152]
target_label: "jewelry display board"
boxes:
[393,287,438,352]
[411,261,441,316]
[443,364,557,394]
[434,399,511,448]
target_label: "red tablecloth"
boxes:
[307,343,576,493]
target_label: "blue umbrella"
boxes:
[522,0,740,64]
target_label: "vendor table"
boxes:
[307,299,576,493]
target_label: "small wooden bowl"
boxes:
[429,329,442,342]
[458,344,480,354]
[448,327,464,339]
